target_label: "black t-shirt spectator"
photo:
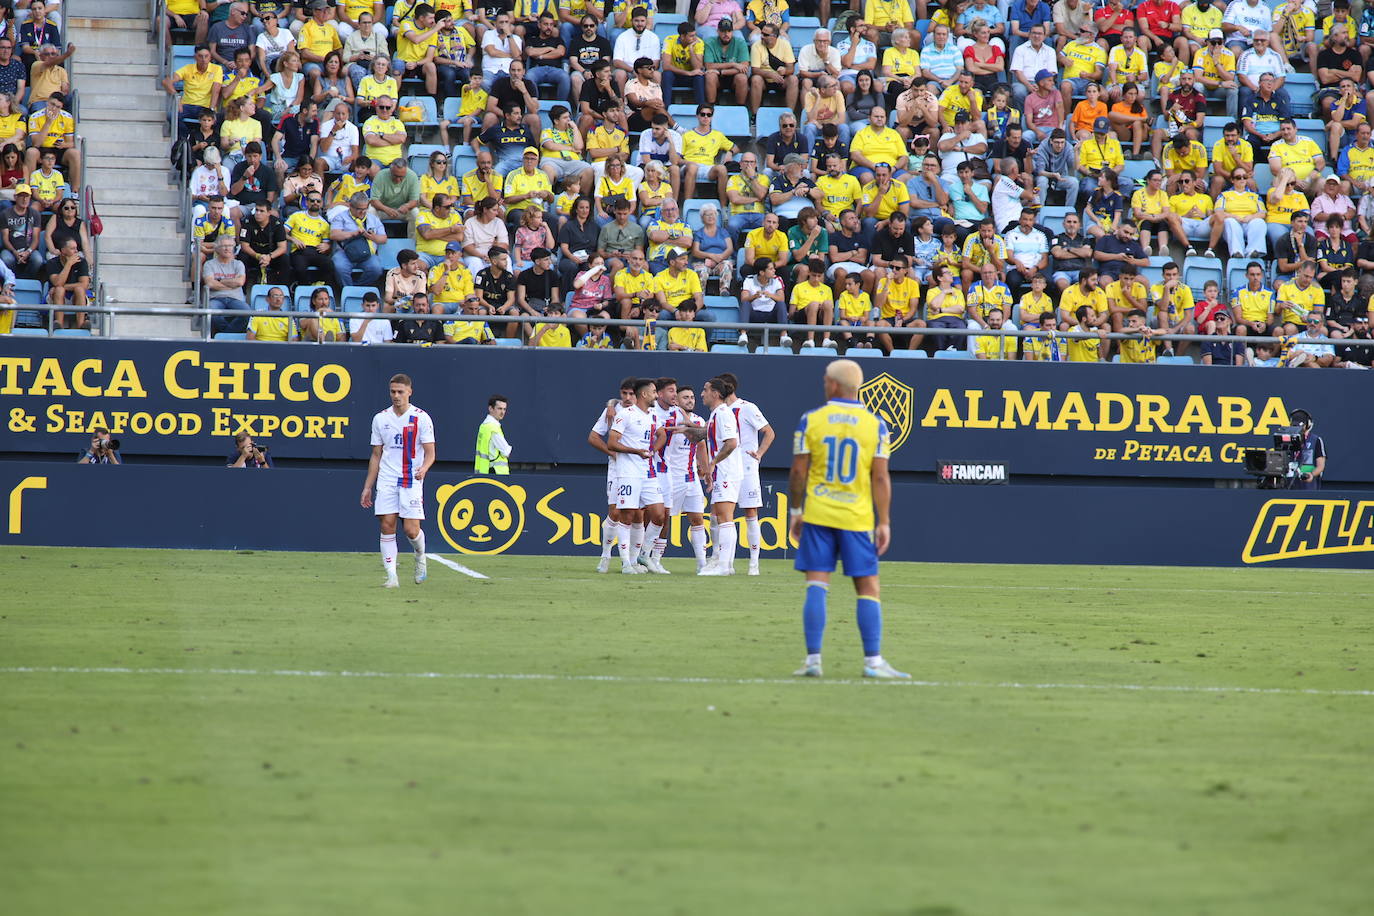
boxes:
[0,59,25,97]
[764,131,806,166]
[47,254,89,286]
[1315,46,1361,87]
[1093,235,1144,280]
[279,116,320,160]
[518,266,557,304]
[477,0,512,20]
[1327,288,1363,326]
[393,314,446,344]
[1277,229,1318,267]
[1052,231,1091,272]
[558,216,599,261]
[1316,237,1353,285]
[770,171,816,198]
[478,124,536,159]
[990,135,1033,165]
[578,79,619,115]
[240,215,287,259]
[19,20,60,59]
[491,74,537,112]
[50,217,87,256]
[811,138,849,167]
[230,160,278,206]
[830,228,865,258]
[1202,337,1244,365]
[0,202,41,250]
[476,265,517,310]
[570,35,612,71]
[1337,330,1374,365]
[874,227,916,263]
[524,33,565,63]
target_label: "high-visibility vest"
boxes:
[474,416,509,475]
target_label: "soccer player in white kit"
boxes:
[643,376,681,568]
[587,377,637,573]
[717,371,775,575]
[607,378,668,575]
[655,382,710,571]
[360,373,436,588]
[698,376,744,576]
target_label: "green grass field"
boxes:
[2,547,1372,916]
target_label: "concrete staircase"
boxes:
[69,0,192,338]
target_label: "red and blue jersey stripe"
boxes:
[646,417,659,478]
[397,415,419,487]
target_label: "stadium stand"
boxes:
[2,0,1365,369]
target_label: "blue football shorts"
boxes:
[794,522,879,577]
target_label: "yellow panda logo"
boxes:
[435,478,527,555]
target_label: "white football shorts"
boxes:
[615,476,657,510]
[605,465,616,506]
[711,474,742,504]
[641,475,664,506]
[737,464,763,510]
[375,480,425,519]
[669,478,707,516]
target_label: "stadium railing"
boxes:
[9,302,1373,359]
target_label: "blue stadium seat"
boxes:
[214,332,248,340]
[704,295,739,343]
[1039,205,1070,235]
[889,349,929,358]
[1252,162,1273,195]
[14,278,42,303]
[789,18,821,48]
[408,143,449,174]
[378,237,410,267]
[398,95,439,128]
[1119,158,1152,184]
[1286,74,1317,116]
[846,348,887,358]
[797,347,835,355]
[340,285,375,312]
[494,337,522,347]
[710,343,749,353]
[933,349,972,359]
[1141,255,1171,287]
[1158,355,1195,365]
[1183,255,1225,298]
[250,283,288,312]
[1225,258,1257,298]
[713,106,751,140]
[441,97,463,121]
[53,328,91,337]
[10,326,47,335]
[668,103,697,121]
[755,106,788,139]
[294,286,332,312]
[682,198,708,228]
[1294,118,1325,151]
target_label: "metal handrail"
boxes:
[11,302,1374,352]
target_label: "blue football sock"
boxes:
[803,582,828,654]
[856,597,882,657]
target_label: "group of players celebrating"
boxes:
[588,372,775,576]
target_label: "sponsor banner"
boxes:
[2,340,1369,481]
[4,464,1372,568]
[936,460,1009,484]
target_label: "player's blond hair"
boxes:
[825,359,863,396]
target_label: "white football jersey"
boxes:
[730,397,769,456]
[707,403,744,479]
[591,402,617,470]
[650,401,681,475]
[370,404,435,487]
[611,403,656,479]
[665,410,705,482]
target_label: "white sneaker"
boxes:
[621,562,644,574]
[383,573,399,589]
[793,660,823,677]
[1202,248,1216,258]
[748,561,760,576]
[823,338,838,349]
[779,333,793,348]
[862,659,911,679]
[698,561,727,576]
[737,332,748,347]
[596,557,611,573]
[801,339,815,348]
[414,555,427,584]
[648,558,671,574]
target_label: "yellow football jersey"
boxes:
[1277,280,1325,327]
[793,398,891,531]
[680,128,731,166]
[816,173,863,218]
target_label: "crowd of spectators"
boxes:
[0,1,91,335]
[155,0,1374,366]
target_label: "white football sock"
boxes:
[717,522,737,568]
[601,515,616,558]
[630,523,645,561]
[406,530,426,556]
[380,533,398,573]
[617,522,633,562]
[644,523,662,559]
[652,537,667,560]
[747,516,761,561]
[689,525,707,565]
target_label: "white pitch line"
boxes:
[426,553,489,579]
[882,583,1373,598]
[1,666,1370,698]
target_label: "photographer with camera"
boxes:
[77,428,121,465]
[227,433,272,469]
[1289,409,1325,490]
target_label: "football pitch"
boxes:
[2,547,1371,916]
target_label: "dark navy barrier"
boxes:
[4,464,1371,568]
[2,339,1369,482]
